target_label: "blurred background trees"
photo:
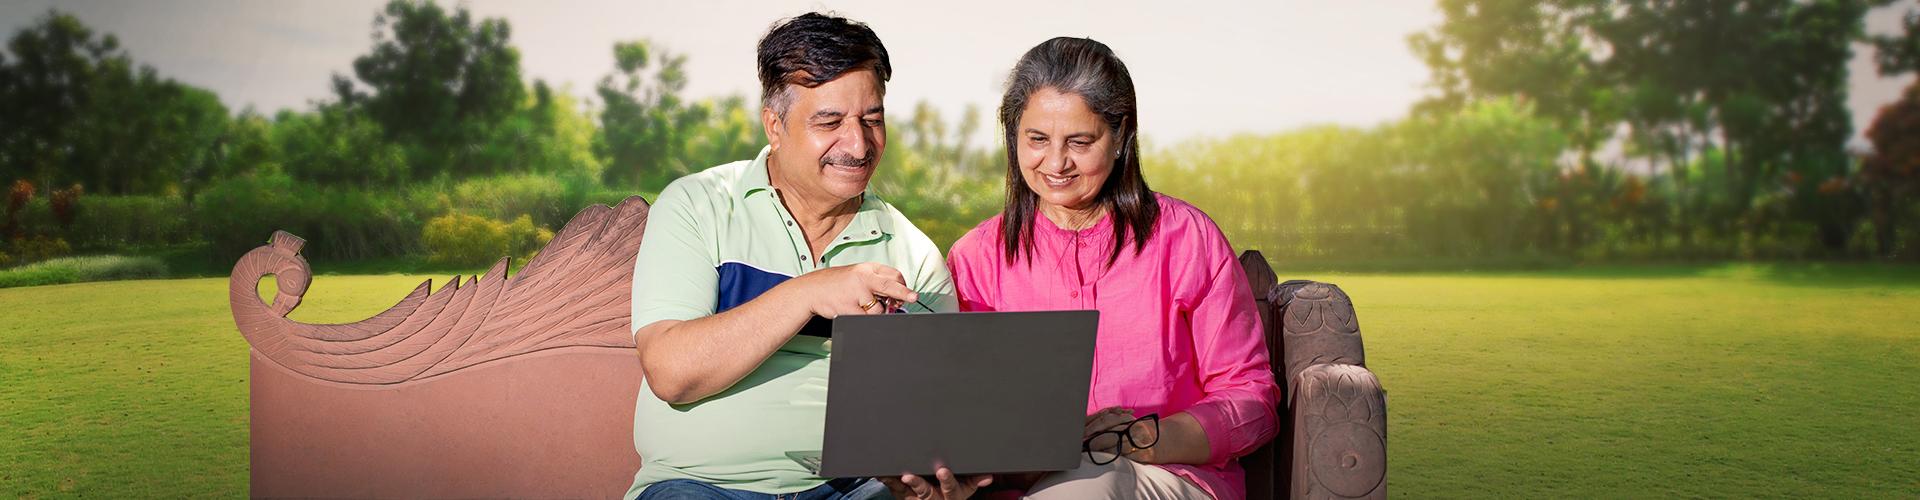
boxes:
[2,0,1918,274]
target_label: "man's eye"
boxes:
[863,118,884,127]
[813,120,840,130]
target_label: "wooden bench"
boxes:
[228,197,1386,499]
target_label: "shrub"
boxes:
[3,236,72,267]
[0,255,166,288]
[433,172,600,228]
[19,195,198,251]
[197,172,421,262]
[4,179,32,238]
[50,184,82,228]
[421,213,553,267]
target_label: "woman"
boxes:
[937,37,1281,500]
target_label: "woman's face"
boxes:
[1015,87,1122,213]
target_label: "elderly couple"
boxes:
[626,12,1279,500]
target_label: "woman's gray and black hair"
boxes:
[756,12,892,119]
[998,36,1158,266]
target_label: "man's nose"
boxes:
[838,123,872,161]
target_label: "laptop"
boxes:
[786,310,1098,478]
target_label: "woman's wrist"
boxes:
[1132,411,1210,465]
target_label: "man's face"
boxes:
[763,69,887,205]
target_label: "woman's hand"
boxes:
[1083,407,1158,461]
[877,467,992,500]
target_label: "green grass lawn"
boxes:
[2,264,1917,497]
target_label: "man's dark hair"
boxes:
[756,12,892,118]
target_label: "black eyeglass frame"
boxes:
[1081,413,1160,465]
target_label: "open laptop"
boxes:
[785,310,1098,478]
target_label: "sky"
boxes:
[2,0,1915,147]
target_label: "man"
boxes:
[625,12,959,500]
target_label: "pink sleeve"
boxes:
[946,229,999,312]
[1181,227,1282,465]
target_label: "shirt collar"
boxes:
[739,145,893,242]
[737,146,777,199]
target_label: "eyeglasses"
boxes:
[1081,413,1159,465]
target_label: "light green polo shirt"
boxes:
[625,146,956,497]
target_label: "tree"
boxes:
[0,10,229,196]
[596,39,759,191]
[0,11,118,188]
[1412,0,1877,255]
[1871,2,1920,75]
[1862,81,1920,257]
[335,0,525,178]
[474,79,606,180]
[273,105,409,188]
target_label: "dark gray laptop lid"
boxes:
[817,310,1097,477]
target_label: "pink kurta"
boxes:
[947,193,1281,500]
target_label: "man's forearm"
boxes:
[635,284,814,404]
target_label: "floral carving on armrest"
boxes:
[227,196,651,385]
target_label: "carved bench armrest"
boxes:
[1290,363,1387,499]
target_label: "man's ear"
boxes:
[762,106,783,152]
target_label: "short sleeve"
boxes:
[630,181,719,337]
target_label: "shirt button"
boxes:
[786,221,794,226]
[842,236,850,241]
[870,230,878,235]
[799,255,807,261]
[1068,290,1079,298]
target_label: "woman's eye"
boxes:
[1028,136,1048,145]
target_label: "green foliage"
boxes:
[273,106,410,187]
[473,81,607,180]
[597,40,762,191]
[6,0,1914,267]
[434,172,600,228]
[0,254,165,288]
[870,102,1001,249]
[0,10,230,196]
[335,0,525,178]
[1862,78,1920,258]
[1870,4,1920,76]
[1,235,71,267]
[1411,0,1874,255]
[420,212,552,267]
[1154,99,1569,260]
[15,195,196,250]
[195,172,424,262]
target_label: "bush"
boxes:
[14,195,198,251]
[197,172,422,262]
[2,236,72,267]
[427,172,601,228]
[0,255,168,288]
[421,213,553,267]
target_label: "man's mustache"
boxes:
[822,152,874,169]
